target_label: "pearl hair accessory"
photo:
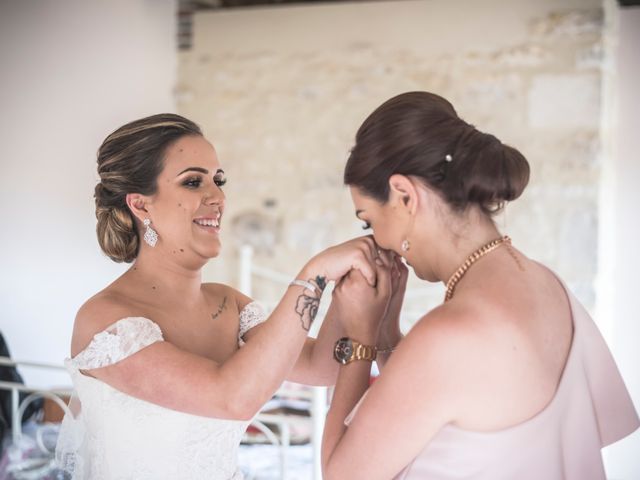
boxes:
[445,154,453,162]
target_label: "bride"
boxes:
[55,113,388,479]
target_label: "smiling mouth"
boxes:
[193,215,221,232]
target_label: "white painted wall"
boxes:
[601,5,640,479]
[0,0,177,387]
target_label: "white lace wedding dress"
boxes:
[55,302,267,480]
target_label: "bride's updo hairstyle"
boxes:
[95,113,202,263]
[344,92,530,216]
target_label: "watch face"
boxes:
[334,337,353,364]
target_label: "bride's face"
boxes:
[145,135,227,261]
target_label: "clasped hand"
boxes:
[332,240,409,345]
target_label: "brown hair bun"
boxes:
[344,91,530,216]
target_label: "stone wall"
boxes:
[177,0,603,324]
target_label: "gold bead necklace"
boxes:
[444,235,512,302]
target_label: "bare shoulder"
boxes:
[404,301,493,360]
[71,288,141,357]
[201,282,253,312]
[368,301,492,428]
[396,301,501,398]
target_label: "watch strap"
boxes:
[352,342,377,362]
[334,337,377,364]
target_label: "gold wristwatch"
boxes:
[333,337,377,365]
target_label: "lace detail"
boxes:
[71,317,163,370]
[55,372,248,479]
[56,315,248,479]
[55,393,84,477]
[238,301,268,347]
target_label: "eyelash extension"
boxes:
[214,177,227,187]
[361,222,371,230]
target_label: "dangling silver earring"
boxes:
[401,239,410,252]
[143,218,158,247]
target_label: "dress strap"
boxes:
[238,301,268,347]
[70,317,164,370]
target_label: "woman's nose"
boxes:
[204,184,225,206]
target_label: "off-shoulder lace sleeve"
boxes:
[71,317,164,370]
[238,302,268,347]
[57,317,163,477]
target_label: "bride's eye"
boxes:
[361,221,371,230]
[214,176,227,187]
[183,176,202,188]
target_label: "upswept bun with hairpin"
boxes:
[344,91,530,216]
[94,113,202,263]
[439,123,530,215]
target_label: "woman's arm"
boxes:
[375,254,408,370]
[321,297,460,479]
[234,285,345,386]
[280,251,407,387]
[286,300,344,385]
[291,251,408,385]
[77,237,378,421]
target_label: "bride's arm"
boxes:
[287,301,344,385]
[282,252,407,385]
[288,253,409,384]
[76,237,378,421]
[241,298,344,386]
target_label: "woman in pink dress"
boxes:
[321,91,639,480]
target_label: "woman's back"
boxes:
[393,269,639,479]
[446,252,574,432]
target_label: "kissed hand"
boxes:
[305,236,379,288]
[378,253,408,349]
[331,249,393,344]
